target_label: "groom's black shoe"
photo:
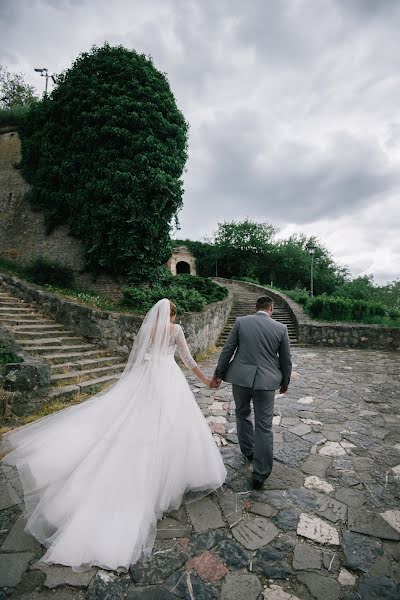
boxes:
[252,477,264,490]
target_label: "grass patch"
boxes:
[42,284,120,312]
[194,346,220,363]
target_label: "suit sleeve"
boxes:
[278,327,292,386]
[214,319,239,379]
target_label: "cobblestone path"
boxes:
[1,347,399,599]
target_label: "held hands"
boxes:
[279,384,289,394]
[209,377,222,389]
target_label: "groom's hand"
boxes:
[210,377,221,389]
[279,384,288,394]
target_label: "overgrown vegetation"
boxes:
[122,274,228,314]
[0,66,38,110]
[0,105,30,127]
[0,343,23,365]
[0,258,226,315]
[284,279,400,327]
[25,256,75,287]
[18,43,188,284]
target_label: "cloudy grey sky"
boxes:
[2,0,400,282]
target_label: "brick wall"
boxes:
[0,128,85,270]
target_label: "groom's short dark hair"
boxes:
[256,296,274,310]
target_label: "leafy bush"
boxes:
[175,274,228,303]
[283,289,310,307]
[0,257,29,278]
[308,295,391,323]
[0,105,30,127]
[122,284,205,314]
[25,257,74,287]
[0,344,23,365]
[122,275,227,314]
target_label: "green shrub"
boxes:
[122,284,205,314]
[284,289,310,307]
[308,295,352,321]
[0,105,30,128]
[0,257,29,278]
[308,295,392,324]
[0,344,23,365]
[175,274,228,303]
[388,308,400,320]
[25,257,74,288]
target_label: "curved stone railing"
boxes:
[214,278,400,352]
[0,272,233,358]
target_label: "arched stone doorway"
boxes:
[176,260,191,274]
[167,245,197,276]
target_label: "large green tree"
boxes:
[19,44,188,282]
[212,219,277,279]
[0,66,38,108]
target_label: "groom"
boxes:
[211,296,292,489]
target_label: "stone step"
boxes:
[0,306,35,313]
[48,374,120,399]
[13,329,72,338]
[24,343,95,355]
[0,317,55,325]
[51,363,126,385]
[78,373,120,391]
[12,324,68,331]
[18,336,83,347]
[217,279,299,345]
[43,350,113,364]
[51,356,124,373]
[48,384,80,399]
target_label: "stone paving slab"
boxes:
[1,346,400,598]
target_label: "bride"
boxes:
[2,298,227,572]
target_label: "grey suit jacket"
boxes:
[215,312,292,390]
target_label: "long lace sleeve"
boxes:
[175,325,197,369]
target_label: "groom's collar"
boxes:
[256,310,271,317]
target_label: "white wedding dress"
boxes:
[2,299,226,572]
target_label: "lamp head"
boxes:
[307,242,316,256]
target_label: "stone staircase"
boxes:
[217,280,299,346]
[0,285,126,400]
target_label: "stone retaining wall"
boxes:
[0,272,233,357]
[217,278,400,352]
[0,324,51,415]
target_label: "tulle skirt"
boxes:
[2,357,226,572]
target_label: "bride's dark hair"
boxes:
[170,301,177,317]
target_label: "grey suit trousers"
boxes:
[232,385,275,481]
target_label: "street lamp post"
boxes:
[34,68,56,95]
[307,243,316,297]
